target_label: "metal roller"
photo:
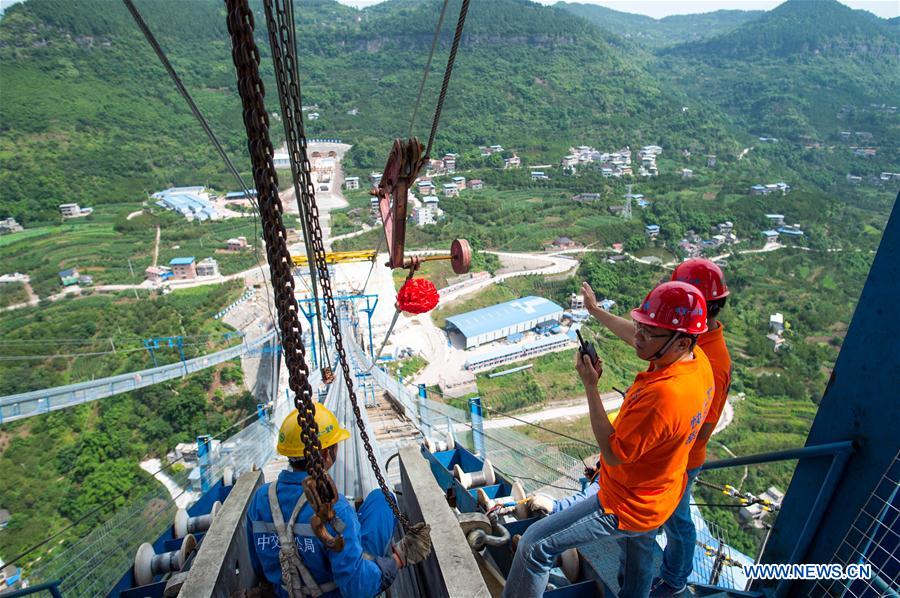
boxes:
[173,501,222,539]
[133,533,197,586]
[454,459,495,489]
[477,481,528,519]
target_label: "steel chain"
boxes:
[263,0,411,530]
[224,0,334,507]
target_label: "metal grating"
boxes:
[813,450,900,597]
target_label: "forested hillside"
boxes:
[0,281,258,565]
[656,0,900,144]
[0,0,743,224]
[556,2,763,47]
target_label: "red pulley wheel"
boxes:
[450,238,472,274]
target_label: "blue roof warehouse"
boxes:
[444,296,565,349]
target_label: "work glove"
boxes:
[393,522,432,567]
[527,493,555,515]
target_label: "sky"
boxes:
[336,0,899,19]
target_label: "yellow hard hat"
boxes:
[277,403,351,457]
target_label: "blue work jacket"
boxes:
[247,469,397,597]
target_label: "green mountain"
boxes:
[556,2,763,48]
[0,0,742,224]
[656,0,899,144]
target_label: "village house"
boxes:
[416,179,436,195]
[442,183,459,198]
[442,153,457,173]
[452,176,466,189]
[59,203,93,218]
[170,257,197,280]
[227,236,248,251]
[469,179,484,191]
[196,257,219,277]
[145,266,172,283]
[414,196,443,226]
[645,224,660,238]
[59,268,80,286]
[344,176,360,190]
[570,293,585,309]
[552,236,575,249]
[0,217,23,234]
[504,154,521,169]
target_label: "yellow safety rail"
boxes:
[292,250,378,266]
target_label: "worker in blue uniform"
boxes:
[247,404,431,597]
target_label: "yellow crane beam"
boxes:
[291,250,378,266]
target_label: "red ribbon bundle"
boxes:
[397,277,440,314]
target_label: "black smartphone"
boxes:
[576,329,599,367]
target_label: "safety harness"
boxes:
[268,483,340,598]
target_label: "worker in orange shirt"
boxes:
[505,282,714,598]
[580,259,732,596]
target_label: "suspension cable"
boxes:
[121,0,278,337]
[224,0,335,515]
[266,0,331,367]
[424,0,470,160]
[407,0,450,138]
[262,0,410,531]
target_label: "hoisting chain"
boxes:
[223,0,339,541]
[262,0,411,532]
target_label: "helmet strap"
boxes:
[650,331,682,362]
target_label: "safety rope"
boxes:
[224,0,336,523]
[262,0,411,531]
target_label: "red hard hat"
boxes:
[671,258,729,300]
[631,281,709,335]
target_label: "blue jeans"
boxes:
[502,493,657,598]
[659,467,701,589]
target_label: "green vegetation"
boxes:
[0,282,30,308]
[0,281,245,395]
[0,0,744,224]
[557,3,763,48]
[0,281,257,569]
[387,354,429,379]
[0,207,263,297]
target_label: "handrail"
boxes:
[3,580,63,597]
[701,440,857,471]
[700,439,859,595]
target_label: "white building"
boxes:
[196,257,219,277]
[345,176,360,190]
[273,151,290,169]
[442,183,459,198]
[769,313,785,334]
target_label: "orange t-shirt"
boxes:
[686,322,733,470]
[598,347,714,532]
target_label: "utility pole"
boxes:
[623,184,633,221]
